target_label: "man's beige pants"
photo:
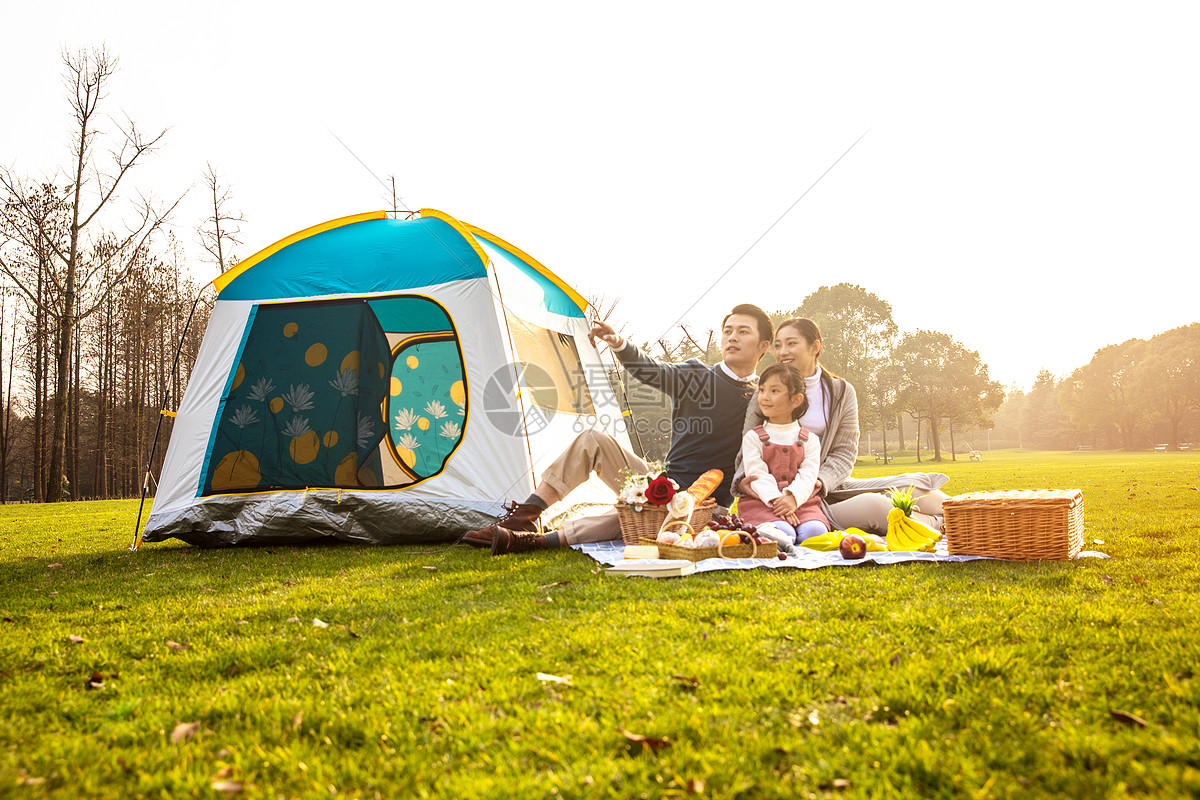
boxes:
[539,430,649,545]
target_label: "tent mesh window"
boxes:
[203,295,467,494]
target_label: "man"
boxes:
[464,303,774,555]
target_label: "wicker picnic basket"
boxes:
[942,489,1084,561]
[639,522,778,562]
[616,499,716,546]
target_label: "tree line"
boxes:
[991,324,1200,451]
[0,48,235,502]
[626,283,1199,462]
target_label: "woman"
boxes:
[732,318,949,535]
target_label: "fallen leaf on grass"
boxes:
[171,721,200,743]
[286,617,300,623]
[291,711,304,731]
[538,580,572,589]
[889,652,901,667]
[282,580,296,586]
[536,596,553,605]
[617,727,671,752]
[86,672,105,690]
[1100,575,1115,586]
[16,776,46,786]
[422,566,438,571]
[47,563,62,569]
[686,778,705,793]
[808,709,821,726]
[536,672,572,686]
[783,634,794,641]
[832,778,851,790]
[1132,576,1146,585]
[211,780,244,794]
[530,615,549,622]
[1110,709,1149,728]
[670,674,701,690]
[116,757,132,774]
[166,641,191,652]
[213,766,236,779]
[68,634,85,644]
[312,618,329,628]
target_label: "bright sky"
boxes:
[3,1,1197,391]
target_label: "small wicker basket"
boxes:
[942,489,1084,560]
[615,499,716,546]
[639,526,778,562]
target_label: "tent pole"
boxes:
[490,270,539,495]
[605,348,645,457]
[130,286,212,551]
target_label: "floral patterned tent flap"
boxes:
[203,294,467,495]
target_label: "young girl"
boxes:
[737,363,830,544]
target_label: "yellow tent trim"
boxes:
[211,210,389,294]
[416,208,490,273]
[462,222,590,316]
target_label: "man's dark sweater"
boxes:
[615,342,756,505]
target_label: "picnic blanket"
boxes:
[574,540,1109,573]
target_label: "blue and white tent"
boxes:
[142,209,629,546]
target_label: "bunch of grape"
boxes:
[706,511,756,533]
[706,512,758,544]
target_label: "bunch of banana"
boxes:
[886,507,939,552]
[799,530,845,551]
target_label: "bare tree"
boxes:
[197,163,244,273]
[0,46,182,500]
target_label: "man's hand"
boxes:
[739,476,760,500]
[589,319,624,350]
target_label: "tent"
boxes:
[141,209,631,546]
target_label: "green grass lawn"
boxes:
[2,450,1199,799]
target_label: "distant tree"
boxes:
[944,352,1004,457]
[1018,370,1080,449]
[989,384,1026,449]
[789,283,898,390]
[1059,338,1147,449]
[196,163,244,274]
[785,283,899,451]
[893,330,1001,461]
[1135,324,1200,449]
[0,46,181,500]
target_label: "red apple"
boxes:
[839,533,867,560]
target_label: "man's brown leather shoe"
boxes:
[462,502,542,548]
[490,526,549,556]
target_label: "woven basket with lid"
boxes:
[942,489,1084,560]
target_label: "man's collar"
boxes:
[719,361,757,384]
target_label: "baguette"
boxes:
[685,469,724,503]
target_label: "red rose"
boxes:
[644,475,677,506]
